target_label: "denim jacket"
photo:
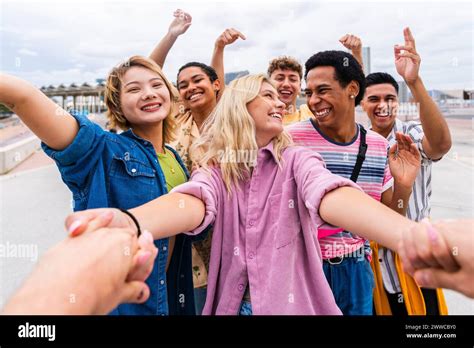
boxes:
[42,112,195,315]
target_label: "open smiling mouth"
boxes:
[269,112,282,121]
[187,92,204,101]
[314,107,331,119]
[141,103,162,112]
[374,110,392,118]
[279,90,293,97]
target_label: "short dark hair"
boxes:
[365,72,399,94]
[304,50,366,106]
[177,62,218,84]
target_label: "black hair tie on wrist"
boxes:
[119,209,141,237]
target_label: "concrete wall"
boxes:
[0,136,41,174]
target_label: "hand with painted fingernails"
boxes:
[2,224,154,314]
[398,219,474,298]
[66,208,158,283]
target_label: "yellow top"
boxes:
[283,104,313,125]
[157,148,187,192]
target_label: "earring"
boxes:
[350,95,355,99]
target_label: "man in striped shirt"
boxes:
[361,28,452,315]
[287,50,420,315]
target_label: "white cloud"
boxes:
[1,0,472,89]
[18,48,38,56]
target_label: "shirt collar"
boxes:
[122,128,143,141]
[259,141,279,163]
[177,110,202,139]
[368,117,402,139]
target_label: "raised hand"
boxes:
[65,208,158,283]
[339,34,362,55]
[394,27,421,85]
[168,9,192,38]
[215,28,246,49]
[388,132,421,189]
[339,34,363,69]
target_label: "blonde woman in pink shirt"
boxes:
[64,74,436,315]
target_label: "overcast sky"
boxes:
[1,0,472,90]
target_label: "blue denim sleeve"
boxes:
[41,112,107,192]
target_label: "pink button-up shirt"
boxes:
[171,143,360,315]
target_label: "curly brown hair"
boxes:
[267,56,303,80]
[105,55,178,143]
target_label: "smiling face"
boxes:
[119,66,171,127]
[269,68,301,109]
[362,83,399,133]
[177,66,219,112]
[305,66,358,129]
[246,81,285,147]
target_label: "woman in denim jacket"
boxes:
[0,56,195,315]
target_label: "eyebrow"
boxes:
[261,88,277,95]
[124,77,163,87]
[178,74,205,85]
[305,83,331,91]
[275,73,298,77]
[367,94,397,98]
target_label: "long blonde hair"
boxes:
[105,55,178,144]
[190,74,293,194]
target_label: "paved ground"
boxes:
[0,117,473,313]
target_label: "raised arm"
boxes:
[211,28,246,96]
[320,186,416,252]
[339,34,364,70]
[394,27,452,159]
[149,9,192,68]
[0,73,79,150]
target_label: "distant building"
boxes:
[362,47,371,75]
[397,80,409,103]
[225,70,249,84]
[429,89,474,102]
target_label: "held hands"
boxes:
[168,9,192,38]
[66,209,158,283]
[2,223,156,314]
[388,132,421,189]
[395,27,421,85]
[215,28,246,49]
[398,219,473,298]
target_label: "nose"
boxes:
[274,97,285,110]
[308,93,321,108]
[185,82,198,95]
[281,78,291,88]
[141,86,157,100]
[377,100,389,113]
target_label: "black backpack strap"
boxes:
[350,125,368,183]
